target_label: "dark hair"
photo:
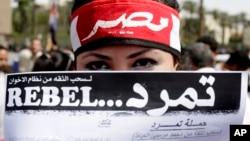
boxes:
[71,0,180,14]
[32,50,73,71]
[0,45,8,51]
[185,43,214,69]
[50,50,73,70]
[32,54,56,71]
[196,36,218,53]
[156,0,180,12]
[177,46,192,70]
[226,49,250,70]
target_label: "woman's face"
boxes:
[76,45,178,71]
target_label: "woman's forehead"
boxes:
[77,45,173,59]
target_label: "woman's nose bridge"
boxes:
[112,61,129,70]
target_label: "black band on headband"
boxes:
[74,37,180,60]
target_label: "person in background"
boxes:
[29,38,43,70]
[19,37,43,72]
[0,45,10,73]
[179,42,215,71]
[196,35,218,67]
[177,46,192,70]
[0,45,10,141]
[18,46,32,72]
[71,0,181,71]
[32,53,56,71]
[216,48,250,71]
[32,50,74,71]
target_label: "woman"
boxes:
[70,1,250,126]
[70,0,181,71]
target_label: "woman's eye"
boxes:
[132,58,157,70]
[85,61,110,70]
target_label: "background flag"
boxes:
[46,1,58,51]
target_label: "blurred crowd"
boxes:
[1,35,250,92]
[1,35,250,74]
[1,0,250,140]
[0,37,75,74]
[178,36,250,72]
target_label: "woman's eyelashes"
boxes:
[131,58,158,70]
[84,58,158,70]
[85,61,110,70]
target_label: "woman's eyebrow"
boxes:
[81,53,111,60]
[126,49,152,59]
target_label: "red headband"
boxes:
[71,0,181,57]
